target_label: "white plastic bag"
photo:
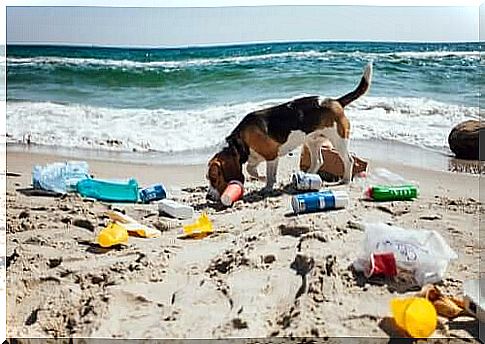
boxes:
[353,222,458,286]
[353,168,420,199]
[32,161,90,194]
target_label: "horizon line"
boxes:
[5,38,481,49]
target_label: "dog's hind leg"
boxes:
[333,137,354,184]
[307,141,324,174]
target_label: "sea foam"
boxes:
[7,96,479,155]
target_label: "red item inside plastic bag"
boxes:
[365,252,398,278]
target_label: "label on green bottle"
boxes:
[370,184,419,201]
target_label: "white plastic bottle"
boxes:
[370,167,410,186]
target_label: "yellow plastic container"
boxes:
[390,297,437,338]
[97,221,129,247]
[179,213,213,239]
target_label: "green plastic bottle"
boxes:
[365,184,419,201]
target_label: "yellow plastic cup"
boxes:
[97,221,129,247]
[180,213,213,239]
[390,297,437,338]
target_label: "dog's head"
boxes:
[206,146,244,200]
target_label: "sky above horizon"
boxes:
[6,5,480,46]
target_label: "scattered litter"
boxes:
[139,183,167,203]
[355,168,420,201]
[353,222,457,286]
[105,210,160,238]
[105,210,135,224]
[221,180,244,206]
[417,284,466,319]
[97,221,129,248]
[77,178,139,202]
[120,222,161,238]
[291,190,349,214]
[158,199,194,219]
[32,161,90,194]
[390,297,437,338]
[356,167,411,186]
[178,213,213,239]
[364,252,397,278]
[365,185,419,202]
[291,171,322,191]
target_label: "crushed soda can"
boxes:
[291,190,349,214]
[291,171,322,191]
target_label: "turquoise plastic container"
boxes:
[76,178,139,202]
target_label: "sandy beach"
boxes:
[5,145,483,341]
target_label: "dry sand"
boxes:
[5,148,484,341]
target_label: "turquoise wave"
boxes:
[6,41,481,110]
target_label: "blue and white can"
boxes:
[139,183,167,203]
[291,171,322,191]
[291,190,349,214]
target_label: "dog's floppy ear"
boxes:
[208,159,223,181]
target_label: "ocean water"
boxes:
[6,41,481,161]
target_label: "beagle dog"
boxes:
[207,62,372,200]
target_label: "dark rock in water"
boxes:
[448,120,483,160]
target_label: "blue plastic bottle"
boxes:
[139,183,167,203]
[76,178,139,202]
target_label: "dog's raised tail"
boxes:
[337,62,372,108]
